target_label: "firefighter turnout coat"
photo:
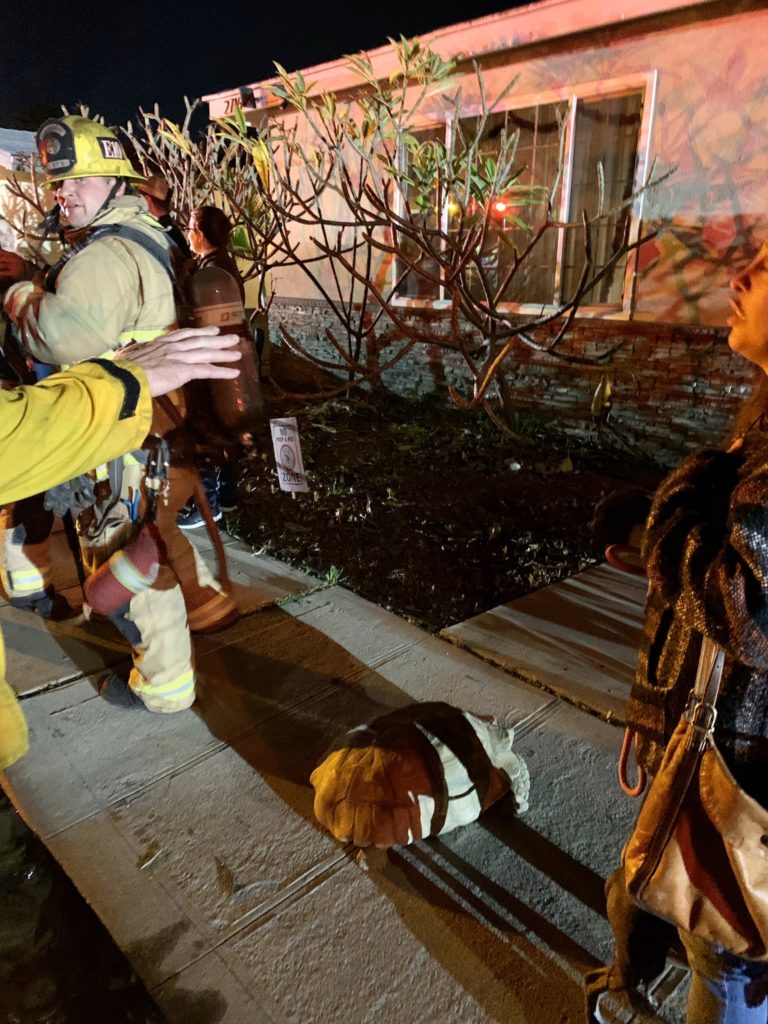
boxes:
[10,195,177,360]
[1,195,236,712]
[0,360,154,769]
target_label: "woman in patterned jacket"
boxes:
[591,242,768,1024]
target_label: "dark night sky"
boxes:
[4,0,532,129]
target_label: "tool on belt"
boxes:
[155,394,232,591]
[83,439,170,617]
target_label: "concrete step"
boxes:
[440,563,647,722]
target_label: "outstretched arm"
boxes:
[0,325,240,770]
[0,326,240,504]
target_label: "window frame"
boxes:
[392,70,658,319]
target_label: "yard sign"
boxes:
[269,417,309,493]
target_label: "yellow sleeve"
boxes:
[16,241,139,364]
[0,659,28,770]
[0,359,152,505]
[0,358,152,773]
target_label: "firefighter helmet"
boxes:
[138,174,171,202]
[36,116,145,185]
[310,701,531,849]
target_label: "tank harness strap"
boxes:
[45,222,176,292]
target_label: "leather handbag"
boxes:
[622,636,768,960]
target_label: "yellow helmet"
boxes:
[36,116,146,185]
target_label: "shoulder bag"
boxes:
[622,635,768,960]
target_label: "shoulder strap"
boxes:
[693,636,726,706]
[45,222,176,292]
[683,635,725,754]
[87,224,176,279]
[619,634,724,797]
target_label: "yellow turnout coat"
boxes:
[0,359,152,769]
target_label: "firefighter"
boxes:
[1,115,237,712]
[137,173,190,256]
[0,326,242,767]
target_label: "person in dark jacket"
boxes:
[187,205,245,303]
[590,241,768,1024]
[177,206,245,529]
[137,174,190,257]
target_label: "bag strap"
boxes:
[684,635,726,753]
[627,636,726,894]
[619,635,724,798]
[693,635,725,703]
[618,728,647,796]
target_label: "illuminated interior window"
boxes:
[395,84,645,311]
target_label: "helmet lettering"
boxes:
[98,138,125,160]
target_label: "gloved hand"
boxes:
[4,281,42,324]
[116,327,242,397]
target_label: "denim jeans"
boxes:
[199,464,237,515]
[680,931,768,1023]
[200,467,220,515]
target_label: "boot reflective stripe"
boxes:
[132,667,195,701]
[109,551,156,595]
[413,720,483,835]
[3,566,50,594]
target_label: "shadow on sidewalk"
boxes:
[191,605,602,1022]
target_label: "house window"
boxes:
[395,83,646,311]
[559,91,645,305]
[458,102,565,307]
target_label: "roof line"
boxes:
[202,0,719,106]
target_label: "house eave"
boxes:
[203,0,721,116]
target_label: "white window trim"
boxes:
[392,70,658,321]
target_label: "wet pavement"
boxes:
[1,528,687,1024]
[0,788,166,1023]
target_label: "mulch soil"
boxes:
[228,383,663,631]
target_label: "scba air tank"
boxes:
[188,265,265,445]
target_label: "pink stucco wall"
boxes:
[445,6,768,326]
[208,1,768,327]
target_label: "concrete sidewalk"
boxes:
[1,532,687,1024]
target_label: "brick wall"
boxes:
[270,297,749,466]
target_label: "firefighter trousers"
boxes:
[0,465,237,712]
[0,494,55,610]
[86,464,237,711]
